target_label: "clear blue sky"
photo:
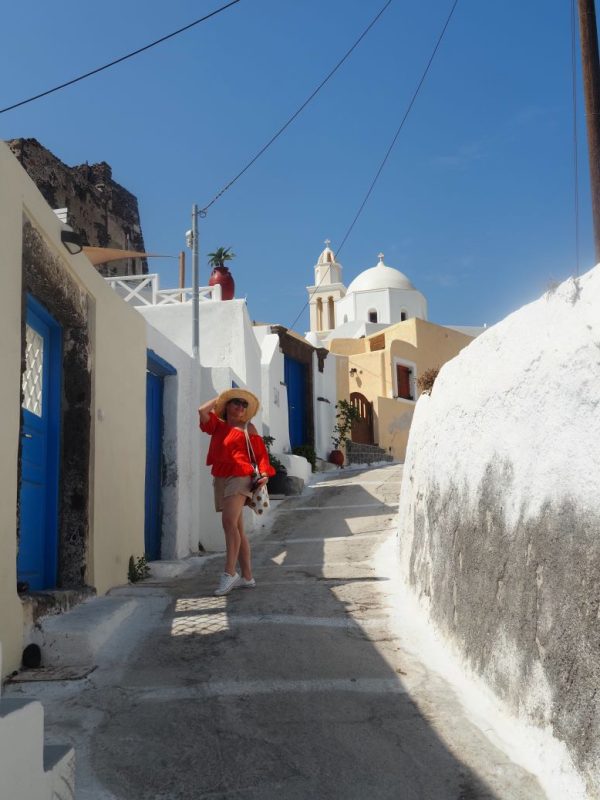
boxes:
[0,0,594,331]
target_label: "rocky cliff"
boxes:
[7,138,147,276]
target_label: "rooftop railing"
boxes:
[105,273,222,306]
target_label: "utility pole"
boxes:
[178,250,185,303]
[578,0,600,261]
[191,205,200,360]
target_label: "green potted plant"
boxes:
[207,246,236,300]
[329,399,360,467]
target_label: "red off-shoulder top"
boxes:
[199,412,275,478]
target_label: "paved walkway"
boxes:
[7,465,546,799]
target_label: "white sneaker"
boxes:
[214,572,241,596]
[234,577,256,589]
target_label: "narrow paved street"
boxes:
[7,465,546,799]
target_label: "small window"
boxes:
[400,311,407,321]
[396,365,413,400]
[368,310,378,323]
[369,334,385,352]
[22,324,44,417]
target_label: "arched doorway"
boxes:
[350,392,374,445]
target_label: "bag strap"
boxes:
[244,426,258,468]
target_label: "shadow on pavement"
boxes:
[88,466,541,800]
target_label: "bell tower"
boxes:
[306,240,346,333]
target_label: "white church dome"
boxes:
[347,253,414,293]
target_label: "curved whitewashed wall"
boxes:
[397,266,600,796]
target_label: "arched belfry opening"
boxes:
[308,239,346,335]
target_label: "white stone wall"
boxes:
[138,299,262,390]
[397,265,600,795]
[389,289,427,322]
[313,350,338,460]
[0,642,75,799]
[145,325,203,559]
[336,287,427,326]
[255,327,290,452]
[139,302,267,552]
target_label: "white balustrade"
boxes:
[105,274,222,306]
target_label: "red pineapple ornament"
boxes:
[207,246,235,300]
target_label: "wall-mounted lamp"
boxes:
[349,368,358,376]
[61,229,83,255]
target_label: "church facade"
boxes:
[306,242,428,345]
[305,242,478,462]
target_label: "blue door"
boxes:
[145,372,163,561]
[18,297,62,591]
[144,351,176,561]
[284,356,307,449]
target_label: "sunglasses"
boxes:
[228,398,249,409]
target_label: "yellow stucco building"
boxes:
[0,142,147,677]
[329,318,474,461]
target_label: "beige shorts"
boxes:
[213,476,253,512]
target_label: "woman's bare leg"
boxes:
[236,510,253,580]
[221,494,246,575]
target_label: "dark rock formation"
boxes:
[7,138,147,276]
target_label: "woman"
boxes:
[198,389,275,596]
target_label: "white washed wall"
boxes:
[139,301,266,552]
[255,327,290,452]
[397,266,600,797]
[313,350,338,460]
[389,289,428,322]
[336,287,427,325]
[139,299,262,393]
[145,325,202,559]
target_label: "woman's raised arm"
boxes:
[198,397,218,425]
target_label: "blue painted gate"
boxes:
[145,351,176,561]
[18,297,62,591]
[284,356,307,449]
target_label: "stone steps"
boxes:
[346,441,394,465]
[29,596,137,667]
[0,644,75,799]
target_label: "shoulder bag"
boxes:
[244,428,270,515]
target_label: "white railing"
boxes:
[105,273,222,306]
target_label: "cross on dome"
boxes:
[325,238,331,248]
[377,252,385,263]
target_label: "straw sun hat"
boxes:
[214,388,260,423]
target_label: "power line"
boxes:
[288,0,459,332]
[0,0,243,115]
[571,0,581,276]
[200,0,393,213]
[336,0,459,260]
